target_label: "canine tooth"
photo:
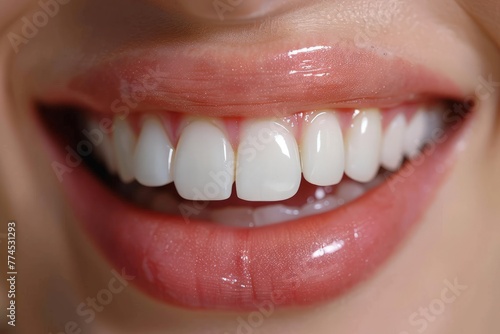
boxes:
[113,117,136,183]
[404,109,428,159]
[301,111,344,186]
[236,120,301,201]
[173,120,234,200]
[133,117,174,187]
[345,109,383,182]
[381,113,407,171]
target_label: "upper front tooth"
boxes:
[404,109,428,159]
[236,120,301,201]
[113,117,136,183]
[381,113,407,171]
[133,117,174,187]
[344,109,383,182]
[300,111,345,186]
[173,120,235,201]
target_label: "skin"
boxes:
[1,0,499,333]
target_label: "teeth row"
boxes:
[91,108,442,202]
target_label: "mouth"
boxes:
[34,44,473,311]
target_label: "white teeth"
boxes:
[404,109,428,159]
[344,109,383,183]
[380,113,407,171]
[173,120,235,201]
[236,120,301,201]
[301,111,345,186]
[96,105,443,205]
[113,116,136,183]
[133,117,174,187]
[253,205,300,227]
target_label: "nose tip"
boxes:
[178,0,288,22]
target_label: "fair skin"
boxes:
[1,1,499,333]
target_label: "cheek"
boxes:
[0,0,34,27]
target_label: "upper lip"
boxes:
[40,44,463,117]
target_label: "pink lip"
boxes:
[35,44,469,310]
[40,44,462,117]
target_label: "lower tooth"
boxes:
[140,179,373,226]
[364,174,385,190]
[301,195,341,217]
[253,205,300,227]
[337,181,366,202]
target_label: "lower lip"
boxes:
[37,108,465,311]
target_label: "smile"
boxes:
[34,43,473,310]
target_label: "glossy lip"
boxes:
[34,45,469,310]
[39,44,463,117]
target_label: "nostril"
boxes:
[177,0,290,23]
